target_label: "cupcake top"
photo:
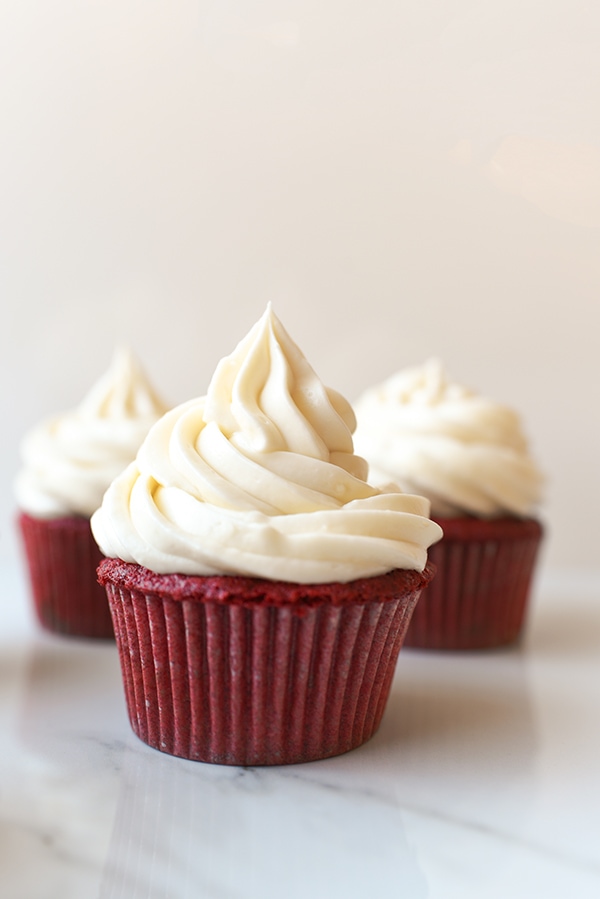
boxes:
[91,306,442,583]
[353,359,544,519]
[15,348,168,519]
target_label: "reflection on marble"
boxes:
[19,635,127,764]
[100,739,427,899]
[1,563,600,899]
[1,628,126,899]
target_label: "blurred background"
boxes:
[1,0,599,572]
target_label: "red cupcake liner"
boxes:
[98,559,435,765]
[18,512,113,639]
[404,517,543,650]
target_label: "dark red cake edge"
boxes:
[97,557,435,608]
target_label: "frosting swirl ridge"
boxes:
[92,307,442,582]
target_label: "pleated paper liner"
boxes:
[404,517,543,651]
[98,559,435,766]
[18,512,114,639]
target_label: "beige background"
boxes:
[2,1,599,571]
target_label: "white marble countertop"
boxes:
[1,562,599,899]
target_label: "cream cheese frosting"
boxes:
[91,306,442,583]
[353,359,544,519]
[15,348,168,519]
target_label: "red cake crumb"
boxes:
[98,557,431,606]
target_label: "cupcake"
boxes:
[353,360,544,650]
[92,306,442,765]
[16,348,167,638]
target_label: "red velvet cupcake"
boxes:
[354,360,545,650]
[404,516,543,650]
[15,348,167,638]
[92,307,442,764]
[98,559,434,765]
[19,513,112,638]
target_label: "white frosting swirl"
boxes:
[92,307,442,583]
[16,348,168,518]
[353,360,544,519]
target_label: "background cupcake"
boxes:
[16,347,167,638]
[92,306,442,765]
[353,360,544,650]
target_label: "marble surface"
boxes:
[1,562,599,899]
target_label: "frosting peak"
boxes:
[92,307,442,582]
[204,304,359,468]
[79,346,166,421]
